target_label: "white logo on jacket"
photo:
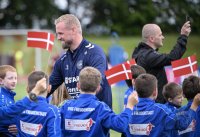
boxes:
[20,120,43,136]
[129,123,154,135]
[85,43,94,49]
[65,118,95,131]
[178,119,196,135]
[77,60,83,69]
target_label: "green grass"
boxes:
[1,35,199,74]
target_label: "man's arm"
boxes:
[48,61,63,97]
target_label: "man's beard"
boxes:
[62,40,73,49]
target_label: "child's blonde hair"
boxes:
[0,65,17,79]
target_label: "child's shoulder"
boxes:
[154,103,172,114]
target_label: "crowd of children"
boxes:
[0,63,200,137]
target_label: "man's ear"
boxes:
[77,82,80,90]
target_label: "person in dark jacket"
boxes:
[132,21,191,103]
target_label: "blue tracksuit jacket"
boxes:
[49,39,112,108]
[177,100,200,137]
[0,87,16,137]
[0,96,61,137]
[61,94,132,137]
[125,98,196,137]
[164,102,180,137]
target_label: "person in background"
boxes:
[132,21,191,103]
[0,65,18,137]
[49,14,112,108]
[61,67,138,137]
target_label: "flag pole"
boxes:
[35,48,42,70]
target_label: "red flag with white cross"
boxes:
[27,31,55,52]
[171,55,198,77]
[105,63,132,85]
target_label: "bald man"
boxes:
[132,21,191,103]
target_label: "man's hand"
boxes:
[8,125,18,135]
[126,91,138,110]
[181,21,191,36]
[190,93,200,111]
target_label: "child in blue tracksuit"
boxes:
[122,65,146,137]
[1,71,61,137]
[61,67,138,137]
[125,74,200,137]
[177,75,200,137]
[162,82,184,136]
[162,82,183,111]
[0,65,18,137]
[124,65,146,107]
[0,77,46,120]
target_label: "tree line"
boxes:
[0,0,199,35]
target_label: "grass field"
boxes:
[1,35,199,137]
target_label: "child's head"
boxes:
[131,65,146,86]
[182,75,200,100]
[135,73,157,98]
[0,65,17,90]
[27,71,48,95]
[78,67,102,93]
[162,82,183,107]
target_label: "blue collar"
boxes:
[0,87,16,97]
[78,94,97,100]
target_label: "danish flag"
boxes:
[171,55,198,77]
[105,62,134,85]
[27,31,55,52]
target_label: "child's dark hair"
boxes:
[125,65,146,88]
[135,74,157,98]
[162,82,182,101]
[28,71,48,93]
[131,65,146,79]
[182,75,200,100]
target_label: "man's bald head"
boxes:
[142,24,161,42]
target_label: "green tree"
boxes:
[0,0,62,29]
[91,0,200,35]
